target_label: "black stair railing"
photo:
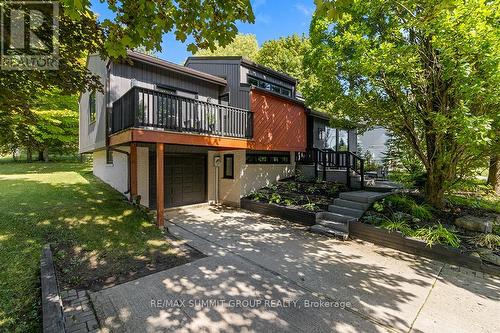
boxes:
[295,148,365,189]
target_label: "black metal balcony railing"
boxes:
[111,86,253,139]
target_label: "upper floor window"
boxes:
[247,75,292,98]
[89,91,96,123]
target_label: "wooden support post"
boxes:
[156,143,164,228]
[130,143,138,200]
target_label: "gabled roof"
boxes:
[185,56,297,84]
[121,51,227,86]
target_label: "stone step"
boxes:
[310,225,349,240]
[333,198,371,211]
[339,191,388,204]
[328,205,365,218]
[316,211,357,223]
[316,219,349,233]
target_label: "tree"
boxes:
[256,34,311,92]
[63,0,255,57]
[194,33,259,60]
[306,0,500,207]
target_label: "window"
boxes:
[106,149,113,165]
[89,91,96,123]
[247,75,292,98]
[246,152,291,164]
[219,93,229,106]
[223,154,234,179]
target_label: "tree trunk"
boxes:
[487,155,499,195]
[43,147,49,162]
[26,147,32,163]
[425,170,446,208]
[38,150,44,161]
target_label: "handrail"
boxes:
[110,86,253,139]
[295,148,365,189]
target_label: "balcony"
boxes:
[110,86,253,139]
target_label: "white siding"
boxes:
[92,148,128,195]
[79,55,108,153]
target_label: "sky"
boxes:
[90,0,315,64]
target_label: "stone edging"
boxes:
[240,198,316,226]
[350,222,500,276]
[41,244,65,333]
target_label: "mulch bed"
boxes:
[53,232,205,292]
[247,178,348,212]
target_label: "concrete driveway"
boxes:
[90,206,500,333]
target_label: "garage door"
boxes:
[150,153,207,208]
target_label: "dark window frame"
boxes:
[246,152,291,164]
[247,75,292,98]
[89,91,96,124]
[223,154,234,179]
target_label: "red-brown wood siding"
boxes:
[250,90,307,152]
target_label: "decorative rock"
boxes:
[477,248,500,266]
[454,215,493,233]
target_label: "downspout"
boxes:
[109,147,131,195]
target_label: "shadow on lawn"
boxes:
[0,167,198,293]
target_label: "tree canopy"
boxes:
[62,0,255,57]
[256,34,311,92]
[305,0,500,206]
[194,33,260,60]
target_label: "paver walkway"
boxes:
[90,206,500,333]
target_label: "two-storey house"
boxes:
[79,51,358,226]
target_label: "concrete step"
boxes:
[365,180,404,192]
[339,191,388,204]
[316,219,349,233]
[316,211,357,223]
[328,205,364,218]
[310,225,348,240]
[333,198,371,211]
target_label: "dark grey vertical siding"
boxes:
[185,60,251,110]
[109,62,222,104]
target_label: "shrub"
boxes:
[410,203,433,220]
[363,214,385,225]
[301,196,318,211]
[285,182,297,192]
[268,193,282,204]
[327,184,339,197]
[251,192,268,201]
[381,217,414,236]
[385,194,415,211]
[372,201,385,212]
[469,233,500,250]
[414,224,460,248]
[302,202,318,211]
[283,198,296,206]
[305,186,316,194]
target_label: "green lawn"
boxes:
[0,162,188,332]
